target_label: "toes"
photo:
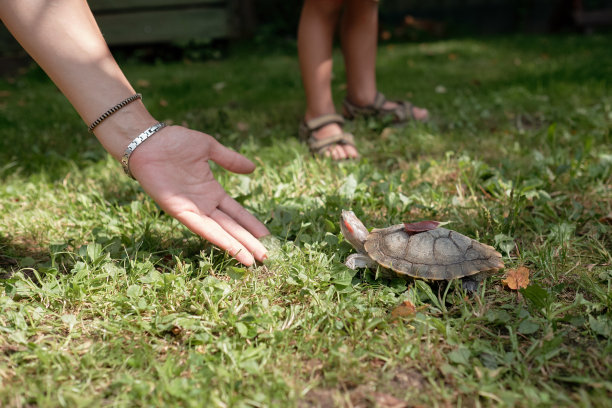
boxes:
[344,145,359,159]
[309,122,360,160]
[332,145,346,160]
[413,107,429,121]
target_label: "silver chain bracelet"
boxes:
[121,122,167,179]
[88,93,142,133]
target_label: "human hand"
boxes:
[127,125,269,266]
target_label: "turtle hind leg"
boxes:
[461,276,480,294]
[345,253,377,270]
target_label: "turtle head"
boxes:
[340,210,369,254]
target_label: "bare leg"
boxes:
[298,0,359,160]
[341,0,428,120]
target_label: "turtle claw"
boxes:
[345,253,377,270]
[461,277,480,294]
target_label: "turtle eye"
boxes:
[343,220,354,234]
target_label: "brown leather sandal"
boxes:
[343,92,428,124]
[299,113,356,156]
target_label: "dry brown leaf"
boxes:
[587,263,611,271]
[136,79,150,88]
[371,392,408,408]
[236,121,249,132]
[599,213,612,224]
[404,220,441,234]
[380,127,396,140]
[391,300,416,318]
[502,266,530,290]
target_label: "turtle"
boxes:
[340,210,504,292]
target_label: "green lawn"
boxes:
[0,34,611,407]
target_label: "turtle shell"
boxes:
[364,225,504,280]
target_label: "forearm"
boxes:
[0,0,155,159]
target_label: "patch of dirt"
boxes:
[387,368,426,391]
[299,388,336,408]
[349,385,412,408]
[299,366,427,408]
[300,384,422,408]
[0,344,26,356]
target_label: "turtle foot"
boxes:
[345,253,377,270]
[461,277,480,294]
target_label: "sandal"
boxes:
[343,92,428,124]
[299,113,356,156]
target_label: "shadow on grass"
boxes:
[2,34,610,182]
[0,234,49,279]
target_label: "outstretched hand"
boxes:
[127,125,270,266]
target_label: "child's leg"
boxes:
[298,0,359,160]
[341,0,428,120]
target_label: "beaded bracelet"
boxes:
[121,122,167,179]
[88,93,142,133]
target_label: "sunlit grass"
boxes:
[1,34,611,407]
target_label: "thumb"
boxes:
[209,138,256,174]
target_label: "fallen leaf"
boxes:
[372,393,408,408]
[404,15,416,25]
[380,30,392,41]
[380,127,396,140]
[599,213,612,224]
[236,121,249,132]
[391,300,416,318]
[448,53,457,60]
[159,99,168,107]
[136,79,150,88]
[587,263,611,272]
[404,220,441,234]
[502,266,530,290]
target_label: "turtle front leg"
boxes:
[345,254,377,270]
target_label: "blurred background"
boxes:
[1,0,612,73]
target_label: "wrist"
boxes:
[91,100,158,160]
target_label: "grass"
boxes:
[0,33,611,407]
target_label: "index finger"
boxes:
[175,210,256,266]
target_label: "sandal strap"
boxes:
[372,92,387,110]
[343,92,387,117]
[308,132,355,152]
[344,92,418,123]
[304,113,345,131]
